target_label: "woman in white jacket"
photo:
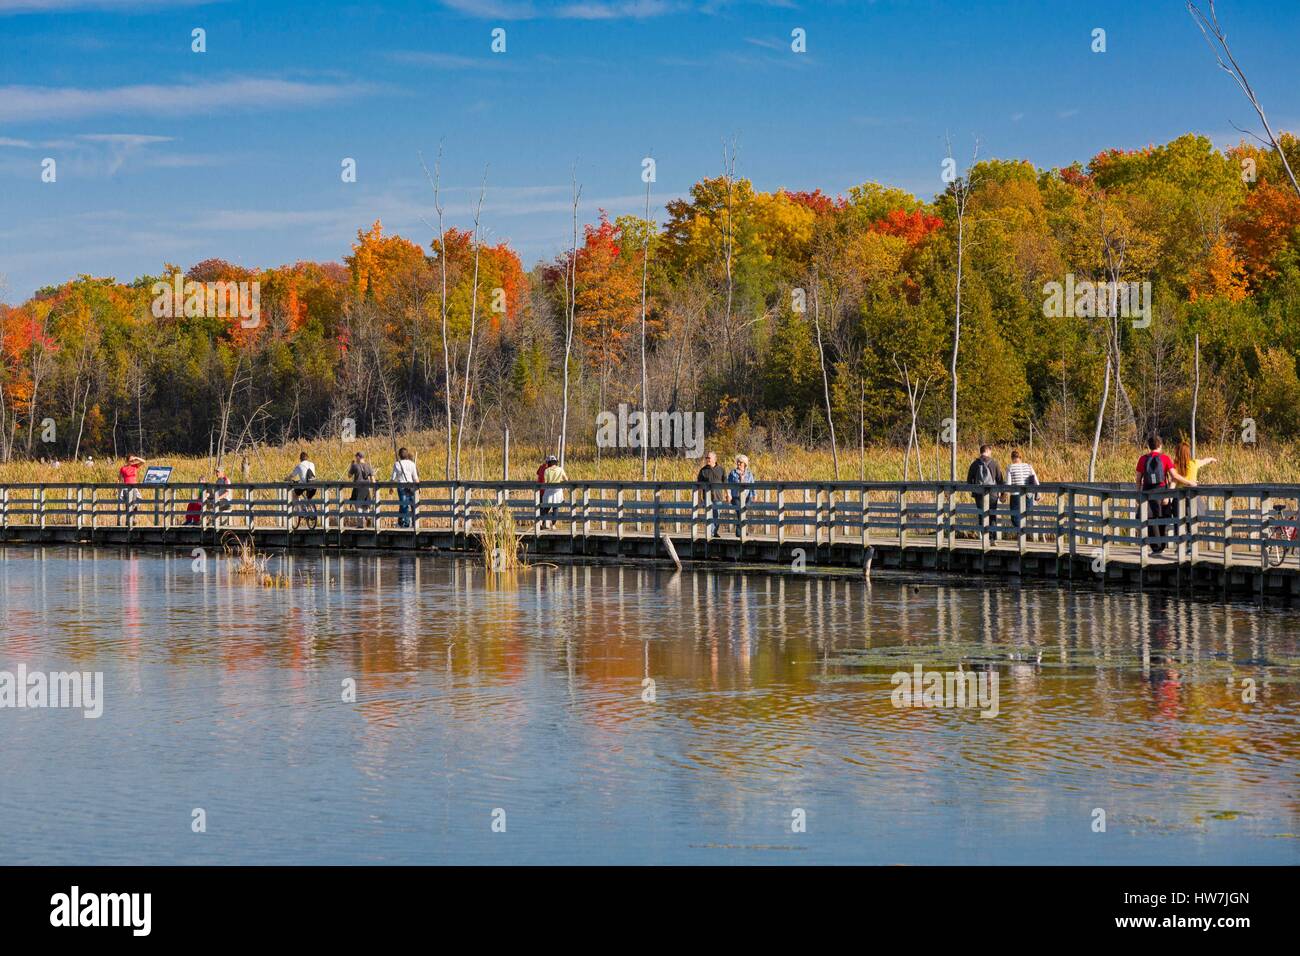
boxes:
[391,447,419,528]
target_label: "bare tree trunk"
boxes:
[1089,355,1112,482]
[720,140,737,373]
[454,170,488,480]
[558,169,582,467]
[1191,333,1201,458]
[949,159,968,481]
[810,270,839,478]
[638,172,652,479]
[1188,1,1300,199]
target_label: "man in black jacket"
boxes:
[696,451,726,538]
[966,444,1005,541]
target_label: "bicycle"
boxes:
[290,486,319,530]
[1265,501,1296,568]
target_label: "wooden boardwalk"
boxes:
[2,478,1299,597]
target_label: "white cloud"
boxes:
[0,0,215,12]
[386,51,509,70]
[0,77,372,122]
[441,0,677,19]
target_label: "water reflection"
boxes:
[0,546,1296,865]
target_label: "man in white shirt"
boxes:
[285,451,318,527]
[391,447,419,527]
[287,452,316,485]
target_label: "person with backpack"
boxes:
[286,451,318,529]
[1136,434,1188,554]
[347,452,375,528]
[965,445,1005,541]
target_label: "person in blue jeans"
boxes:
[695,451,726,538]
[390,447,419,528]
[726,454,755,537]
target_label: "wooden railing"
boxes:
[1,479,1299,569]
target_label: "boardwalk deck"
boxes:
[2,478,1298,597]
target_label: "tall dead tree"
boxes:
[946,138,978,481]
[419,145,454,479]
[454,169,488,479]
[558,168,581,467]
[1188,1,1300,199]
[638,162,652,479]
[810,268,839,478]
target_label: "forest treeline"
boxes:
[1,132,1298,478]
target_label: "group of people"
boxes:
[106,434,1216,549]
[964,434,1215,552]
[695,452,754,537]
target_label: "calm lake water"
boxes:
[1,546,1296,865]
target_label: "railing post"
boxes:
[859,488,868,550]
[827,487,836,546]
[1016,487,1026,558]
[39,487,46,530]
[1102,494,1113,570]
[1261,492,1272,575]
[582,485,591,542]
[653,485,661,545]
[778,487,787,547]
[691,488,700,544]
[616,487,625,551]
[1189,493,1200,565]
[743,481,754,541]
[1055,490,1066,561]
[1224,496,1235,567]
[897,487,906,549]
[979,489,989,555]
[76,486,84,530]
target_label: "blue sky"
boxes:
[1,0,1296,301]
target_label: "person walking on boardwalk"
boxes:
[541,455,568,529]
[1005,448,1039,537]
[391,448,419,528]
[347,451,375,529]
[966,445,1005,541]
[118,453,145,521]
[212,467,233,527]
[696,450,726,538]
[726,454,755,537]
[1137,435,1188,554]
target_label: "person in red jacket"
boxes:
[1136,434,1188,554]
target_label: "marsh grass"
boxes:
[4,431,1293,487]
[221,532,289,586]
[476,501,526,572]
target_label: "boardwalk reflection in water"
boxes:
[0,546,1296,864]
